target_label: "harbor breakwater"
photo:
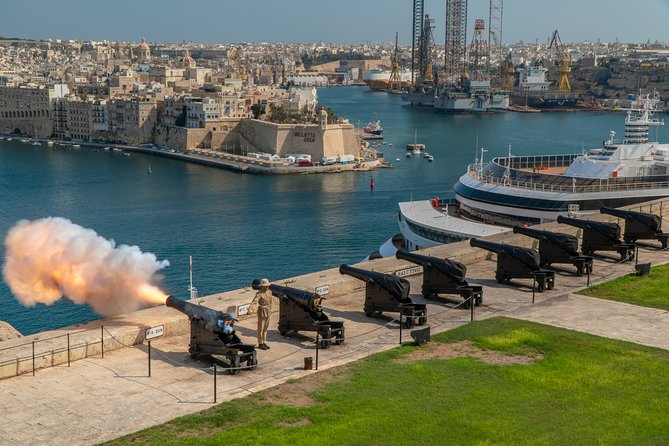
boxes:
[1,197,666,380]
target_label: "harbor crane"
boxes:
[549,29,571,92]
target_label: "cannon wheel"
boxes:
[418,316,427,326]
[228,355,241,375]
[246,355,258,371]
[404,317,415,329]
[536,282,545,292]
[320,338,332,349]
[547,280,554,290]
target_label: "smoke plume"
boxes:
[3,217,170,315]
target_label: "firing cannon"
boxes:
[601,207,669,248]
[513,226,593,276]
[251,279,344,349]
[556,215,635,261]
[395,250,482,308]
[469,238,555,291]
[165,295,257,374]
[339,264,427,328]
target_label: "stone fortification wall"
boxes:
[238,119,360,159]
[0,117,53,138]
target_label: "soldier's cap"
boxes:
[259,278,271,287]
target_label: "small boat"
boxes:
[147,164,152,174]
[424,152,431,158]
[72,144,81,148]
[406,152,411,158]
[103,147,110,151]
[427,155,434,162]
[382,142,387,145]
[412,147,421,156]
[124,152,130,157]
[113,148,122,152]
[32,141,41,146]
[389,143,393,147]
[363,119,384,135]
[47,141,54,146]
[395,158,401,162]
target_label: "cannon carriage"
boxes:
[339,264,427,328]
[470,238,555,291]
[395,250,482,308]
[556,215,635,261]
[601,207,669,248]
[512,226,593,276]
[251,279,345,349]
[165,295,257,374]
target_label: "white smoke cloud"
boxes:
[3,217,170,316]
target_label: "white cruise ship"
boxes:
[385,94,669,253]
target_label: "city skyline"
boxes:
[0,0,668,45]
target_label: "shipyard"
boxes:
[2,0,669,444]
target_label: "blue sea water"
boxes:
[1,86,664,335]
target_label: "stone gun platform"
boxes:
[2,202,669,444]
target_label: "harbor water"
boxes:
[1,86,665,335]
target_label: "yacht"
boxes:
[392,94,669,252]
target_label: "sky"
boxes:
[0,0,668,45]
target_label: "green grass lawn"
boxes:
[103,317,669,446]
[579,263,669,311]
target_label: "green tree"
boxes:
[251,103,266,119]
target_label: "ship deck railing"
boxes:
[467,154,669,194]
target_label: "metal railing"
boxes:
[467,155,669,194]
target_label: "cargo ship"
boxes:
[510,65,580,109]
[362,68,412,92]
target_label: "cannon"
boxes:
[251,279,345,349]
[556,215,635,261]
[513,226,593,276]
[395,250,482,307]
[339,264,427,328]
[165,295,257,374]
[601,207,669,248]
[469,238,555,291]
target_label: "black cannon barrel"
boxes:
[251,279,321,313]
[513,225,579,255]
[556,215,590,229]
[339,264,410,301]
[395,249,467,282]
[601,207,662,231]
[557,215,621,241]
[166,295,225,332]
[513,225,551,239]
[469,237,507,254]
[471,238,541,270]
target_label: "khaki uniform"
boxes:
[250,289,274,346]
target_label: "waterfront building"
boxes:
[0,83,68,136]
[185,97,220,128]
[108,97,157,144]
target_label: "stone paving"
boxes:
[1,243,668,445]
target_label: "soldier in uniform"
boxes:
[249,278,273,350]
